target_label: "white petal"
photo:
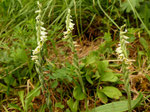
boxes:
[41,31,47,36]
[32,46,41,55]
[116,47,122,53]
[125,40,129,44]
[36,15,41,20]
[73,41,77,44]
[40,36,47,41]
[63,31,68,35]
[31,55,38,60]
[35,10,41,13]
[118,44,121,46]
[41,26,46,31]
[119,54,124,57]
[123,35,129,39]
[125,29,128,33]
[38,41,44,47]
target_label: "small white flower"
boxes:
[116,47,122,54]
[36,15,41,20]
[31,55,38,60]
[41,31,48,36]
[73,41,79,47]
[123,35,129,39]
[37,1,42,8]
[125,29,128,33]
[35,10,41,13]
[41,26,46,31]
[37,41,43,47]
[124,40,129,44]
[32,46,41,55]
[69,22,74,30]
[40,36,47,41]
[73,41,77,44]
[118,44,121,46]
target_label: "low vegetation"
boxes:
[0,0,150,112]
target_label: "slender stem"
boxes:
[97,0,120,30]
[123,63,132,112]
[68,37,88,110]
[35,56,52,112]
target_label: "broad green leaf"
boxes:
[97,90,108,103]
[18,91,25,110]
[91,93,143,112]
[73,86,86,100]
[101,86,122,99]
[55,102,64,109]
[67,98,79,112]
[97,61,110,74]
[100,72,118,82]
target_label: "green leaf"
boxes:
[0,83,13,92]
[73,86,86,100]
[97,61,109,74]
[101,86,122,99]
[92,71,100,80]
[18,91,25,110]
[51,80,58,88]
[121,0,144,13]
[52,68,72,82]
[8,103,22,111]
[91,93,143,112]
[65,109,71,112]
[85,52,100,66]
[55,102,64,109]
[4,74,16,86]
[38,104,47,112]
[25,86,41,111]
[67,98,79,112]
[139,3,150,28]
[85,72,93,85]
[97,90,108,103]
[100,72,118,82]
[103,32,112,42]
[145,74,150,82]
[139,37,149,51]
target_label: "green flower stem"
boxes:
[35,55,52,112]
[32,2,52,111]
[68,37,86,94]
[123,63,132,112]
[67,36,88,110]
[64,9,87,110]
